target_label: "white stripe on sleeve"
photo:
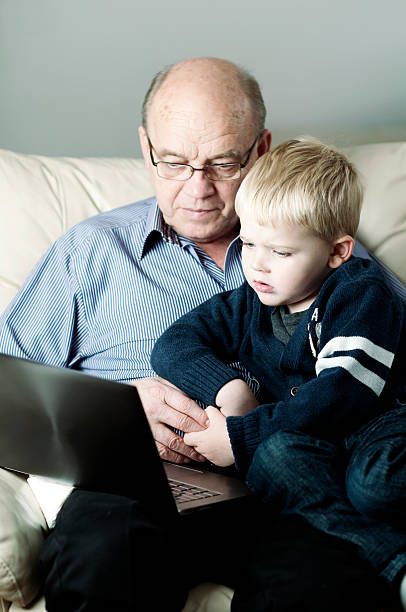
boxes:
[316,355,386,396]
[317,336,394,368]
[315,336,394,396]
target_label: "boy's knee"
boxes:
[246,430,305,503]
[254,429,319,464]
[346,440,406,521]
[253,430,300,470]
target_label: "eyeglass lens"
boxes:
[156,162,241,181]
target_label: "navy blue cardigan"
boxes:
[151,258,406,474]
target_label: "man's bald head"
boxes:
[142,57,266,135]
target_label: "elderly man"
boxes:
[0,58,402,611]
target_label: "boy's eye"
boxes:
[274,250,291,257]
[241,241,255,248]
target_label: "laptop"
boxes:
[0,353,251,520]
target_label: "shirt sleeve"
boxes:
[227,276,405,475]
[151,283,253,402]
[0,238,88,367]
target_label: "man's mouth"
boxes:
[182,208,216,218]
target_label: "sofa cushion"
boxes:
[343,141,406,286]
[0,149,153,312]
[0,469,47,606]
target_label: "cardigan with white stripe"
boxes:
[151,257,406,475]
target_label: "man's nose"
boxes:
[184,169,216,198]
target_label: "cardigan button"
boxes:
[290,386,298,396]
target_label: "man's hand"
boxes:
[215,378,259,417]
[184,406,234,467]
[131,377,208,464]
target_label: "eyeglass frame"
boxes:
[146,134,260,182]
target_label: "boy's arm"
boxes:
[151,283,254,405]
[226,277,405,475]
[216,379,259,416]
[183,380,259,466]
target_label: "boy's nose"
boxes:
[253,254,270,273]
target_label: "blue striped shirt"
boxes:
[0,198,245,381]
[0,196,405,382]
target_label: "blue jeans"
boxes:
[246,402,406,584]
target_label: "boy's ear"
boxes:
[328,235,355,269]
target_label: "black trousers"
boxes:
[40,488,399,612]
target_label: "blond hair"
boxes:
[235,138,363,242]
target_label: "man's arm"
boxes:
[0,241,81,366]
[0,224,221,464]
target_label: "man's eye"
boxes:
[166,163,184,169]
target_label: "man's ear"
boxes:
[138,126,150,168]
[257,129,272,157]
[328,235,355,269]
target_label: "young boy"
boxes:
[151,138,406,606]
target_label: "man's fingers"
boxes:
[155,425,206,463]
[132,377,207,462]
[134,376,208,431]
[155,441,190,464]
[150,401,207,434]
[162,386,209,430]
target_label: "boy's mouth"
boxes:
[253,280,274,293]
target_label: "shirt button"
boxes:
[290,386,299,396]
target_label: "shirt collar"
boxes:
[137,198,242,267]
[137,198,181,259]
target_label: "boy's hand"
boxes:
[184,406,234,467]
[216,378,259,417]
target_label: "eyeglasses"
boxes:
[147,135,259,182]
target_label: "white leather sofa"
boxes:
[0,141,405,611]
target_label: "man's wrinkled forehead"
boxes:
[154,106,249,138]
[148,75,256,137]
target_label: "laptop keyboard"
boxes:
[169,478,221,503]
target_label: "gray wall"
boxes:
[1,0,405,158]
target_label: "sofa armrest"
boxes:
[0,469,48,607]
